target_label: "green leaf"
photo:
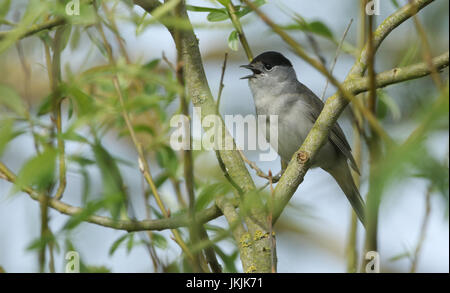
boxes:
[214,246,239,272]
[63,199,104,230]
[282,19,334,40]
[151,233,168,249]
[216,0,231,6]
[207,10,228,22]
[126,233,134,254]
[133,124,155,136]
[186,5,223,13]
[155,145,178,177]
[67,95,74,119]
[92,141,127,219]
[109,233,129,256]
[0,119,14,156]
[68,86,95,116]
[0,84,25,116]
[86,29,108,58]
[306,20,334,39]
[377,90,401,120]
[143,58,160,70]
[390,0,400,8]
[70,26,81,50]
[26,233,56,251]
[61,130,90,143]
[81,265,111,273]
[0,0,11,19]
[236,0,267,18]
[36,94,53,116]
[68,154,95,166]
[227,30,239,51]
[196,183,231,212]
[154,171,169,188]
[389,251,411,262]
[59,25,72,52]
[13,148,57,193]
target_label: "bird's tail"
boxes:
[328,161,366,227]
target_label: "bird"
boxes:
[241,51,366,226]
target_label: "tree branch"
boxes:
[0,17,66,41]
[0,161,226,232]
[135,0,274,272]
[349,51,449,95]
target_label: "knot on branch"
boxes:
[393,68,399,77]
[253,230,267,241]
[297,151,309,164]
[245,265,257,273]
[240,233,252,248]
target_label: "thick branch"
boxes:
[349,52,449,94]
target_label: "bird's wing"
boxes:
[299,83,360,174]
[329,123,360,174]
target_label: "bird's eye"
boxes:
[263,63,273,71]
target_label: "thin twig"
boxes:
[225,1,253,61]
[408,0,442,89]
[410,185,432,273]
[0,17,66,41]
[0,160,227,231]
[141,176,161,272]
[238,149,281,182]
[101,2,131,64]
[268,170,276,273]
[320,18,353,101]
[52,26,67,201]
[162,51,176,72]
[92,5,196,263]
[216,52,228,113]
[410,147,448,272]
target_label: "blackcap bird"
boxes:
[241,51,366,226]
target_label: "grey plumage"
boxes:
[242,51,366,226]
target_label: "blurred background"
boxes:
[0,0,448,272]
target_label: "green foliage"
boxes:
[282,19,334,40]
[156,145,179,177]
[376,89,401,121]
[0,0,11,19]
[0,84,26,116]
[196,182,232,212]
[13,148,57,193]
[214,245,239,272]
[0,0,447,274]
[187,0,266,22]
[92,141,128,220]
[228,30,239,51]
[63,200,105,230]
[65,240,111,273]
[0,118,23,156]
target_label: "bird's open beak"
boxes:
[240,64,258,79]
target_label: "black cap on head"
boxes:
[251,51,292,67]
